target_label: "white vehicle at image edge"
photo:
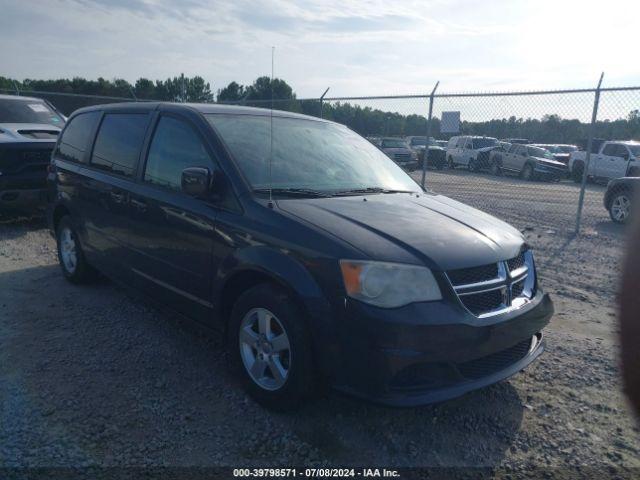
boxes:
[568,140,640,183]
[446,135,499,171]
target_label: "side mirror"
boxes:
[181,167,211,198]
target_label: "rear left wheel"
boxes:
[228,284,316,410]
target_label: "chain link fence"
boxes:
[3,85,639,235]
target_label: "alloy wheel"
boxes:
[59,227,78,274]
[611,195,631,223]
[239,307,291,391]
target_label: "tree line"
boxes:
[1,75,638,144]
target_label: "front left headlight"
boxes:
[339,260,442,308]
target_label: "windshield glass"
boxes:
[527,146,554,159]
[207,114,420,193]
[538,145,559,153]
[0,98,64,126]
[558,145,577,153]
[628,145,640,157]
[471,138,497,149]
[409,137,427,146]
[381,139,407,148]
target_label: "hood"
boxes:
[0,123,61,144]
[532,156,566,168]
[477,146,499,153]
[276,193,524,271]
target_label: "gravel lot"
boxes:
[1,171,639,475]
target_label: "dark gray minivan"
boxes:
[48,102,553,410]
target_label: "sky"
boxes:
[0,0,638,121]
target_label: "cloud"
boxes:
[0,0,638,101]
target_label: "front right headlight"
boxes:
[339,260,442,308]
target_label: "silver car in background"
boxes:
[374,137,418,170]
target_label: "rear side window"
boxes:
[56,111,100,163]
[144,116,214,191]
[91,113,148,177]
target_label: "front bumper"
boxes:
[331,290,553,406]
[534,164,568,179]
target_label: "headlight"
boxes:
[339,260,442,308]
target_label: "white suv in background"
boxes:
[446,135,499,171]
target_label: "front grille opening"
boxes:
[456,337,533,380]
[447,263,498,286]
[507,250,526,272]
[460,289,504,316]
[390,363,458,391]
[512,279,525,298]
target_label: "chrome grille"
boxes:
[446,250,535,317]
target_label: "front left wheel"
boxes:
[228,284,316,411]
[609,192,632,224]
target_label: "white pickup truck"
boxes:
[568,140,640,182]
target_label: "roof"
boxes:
[71,101,330,123]
[0,93,49,102]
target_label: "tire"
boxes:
[609,192,632,224]
[447,156,455,169]
[521,163,534,181]
[56,216,97,284]
[468,158,478,172]
[572,162,584,183]
[490,160,502,176]
[228,283,316,411]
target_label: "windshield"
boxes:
[409,137,427,146]
[471,138,497,149]
[629,145,640,157]
[0,98,64,126]
[558,145,577,153]
[207,114,420,193]
[381,139,407,148]
[527,146,554,159]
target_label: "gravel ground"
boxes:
[1,170,639,475]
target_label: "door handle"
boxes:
[110,191,127,204]
[130,198,148,213]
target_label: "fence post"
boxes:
[319,87,330,118]
[13,80,20,96]
[421,81,439,189]
[575,73,604,235]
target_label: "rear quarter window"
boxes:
[55,111,100,163]
[91,113,149,178]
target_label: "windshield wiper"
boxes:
[252,188,331,198]
[333,187,416,196]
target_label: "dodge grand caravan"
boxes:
[48,103,553,410]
